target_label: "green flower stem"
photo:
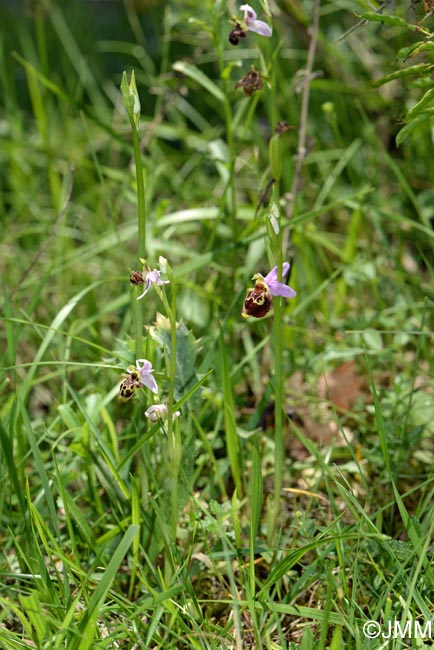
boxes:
[268,188,285,542]
[211,4,236,224]
[121,70,146,357]
[270,294,284,541]
[131,291,143,362]
[160,280,180,541]
[131,125,146,260]
[131,127,146,359]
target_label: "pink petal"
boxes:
[141,374,159,394]
[264,263,290,285]
[248,19,272,37]
[136,279,152,300]
[240,4,257,21]
[268,281,297,298]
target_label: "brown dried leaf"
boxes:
[318,360,363,410]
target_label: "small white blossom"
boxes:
[144,404,181,422]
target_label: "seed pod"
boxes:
[269,133,282,182]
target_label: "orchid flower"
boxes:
[240,4,272,37]
[136,268,169,300]
[242,263,296,318]
[135,359,158,394]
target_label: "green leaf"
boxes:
[19,280,108,403]
[150,319,200,400]
[172,61,225,103]
[19,591,46,644]
[58,404,81,429]
[301,626,315,650]
[73,525,139,650]
[396,110,434,146]
[250,441,263,542]
[406,87,434,119]
[397,41,434,60]
[373,63,431,87]
[220,330,242,496]
[362,328,383,351]
[360,12,412,28]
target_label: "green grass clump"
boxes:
[0,1,433,648]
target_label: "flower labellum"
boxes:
[135,358,159,394]
[242,263,296,318]
[240,4,272,37]
[119,366,143,400]
[242,280,273,318]
[228,21,247,45]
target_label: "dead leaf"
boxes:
[318,360,363,410]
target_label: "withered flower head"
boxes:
[235,66,263,96]
[130,270,145,285]
[274,121,291,135]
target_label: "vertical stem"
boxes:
[269,200,285,541]
[283,0,321,255]
[130,118,146,359]
[121,69,147,357]
[131,125,146,260]
[159,281,180,580]
[166,290,179,539]
[270,296,284,540]
[211,2,236,223]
